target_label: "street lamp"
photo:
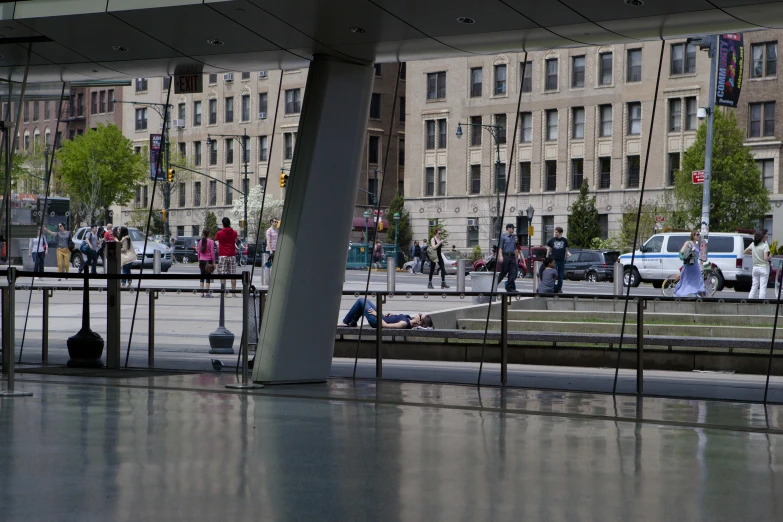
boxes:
[393,212,400,260]
[456,121,504,247]
[206,128,252,241]
[363,210,370,267]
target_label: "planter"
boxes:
[470,271,496,304]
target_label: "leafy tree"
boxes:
[567,181,600,248]
[56,124,146,226]
[617,199,667,253]
[674,110,770,231]
[2,151,28,192]
[204,211,219,238]
[231,185,284,242]
[386,191,412,252]
[126,207,164,235]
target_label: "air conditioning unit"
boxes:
[172,119,185,129]
[223,73,234,82]
[467,218,478,227]
[259,111,267,120]
[259,71,268,78]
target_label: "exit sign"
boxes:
[174,74,203,94]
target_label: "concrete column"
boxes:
[252,55,373,384]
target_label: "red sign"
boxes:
[692,170,705,184]
[655,216,665,222]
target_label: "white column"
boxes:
[252,55,373,383]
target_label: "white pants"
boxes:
[749,266,769,299]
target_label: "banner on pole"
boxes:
[715,33,743,108]
[150,134,164,181]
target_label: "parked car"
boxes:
[71,226,172,271]
[173,236,199,262]
[735,253,783,293]
[525,246,549,277]
[472,247,528,278]
[563,249,620,282]
[403,251,468,275]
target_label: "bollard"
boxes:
[42,288,52,364]
[226,271,263,390]
[386,256,396,293]
[456,259,466,292]
[613,262,623,295]
[148,290,157,367]
[1,267,32,397]
[533,261,542,293]
[153,249,161,274]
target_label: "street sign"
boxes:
[654,223,663,230]
[655,215,665,222]
[149,134,164,181]
[174,74,203,94]
[692,170,705,184]
[528,226,534,236]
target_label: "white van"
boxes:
[618,232,753,289]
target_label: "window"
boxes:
[44,101,50,120]
[572,107,585,139]
[285,89,301,114]
[520,61,532,92]
[99,91,106,113]
[135,77,148,91]
[668,152,680,186]
[628,102,641,135]
[259,136,268,161]
[495,163,506,193]
[685,97,697,130]
[369,93,381,119]
[438,119,447,148]
[374,63,382,76]
[496,114,506,144]
[77,93,84,116]
[209,181,217,206]
[284,132,295,160]
[546,110,558,141]
[194,141,202,166]
[519,162,531,192]
[163,77,171,90]
[259,177,267,193]
[33,101,39,121]
[178,183,186,207]
[24,101,29,122]
[470,116,482,146]
[108,90,114,112]
[470,67,482,97]
[224,97,234,123]
[135,108,147,130]
[368,135,380,163]
[470,165,481,194]
[599,105,612,137]
[426,120,436,149]
[494,64,507,94]
[142,186,148,208]
[438,166,446,196]
[225,139,234,164]
[520,112,532,143]
[178,142,186,158]
[750,102,776,137]
[258,93,268,117]
[209,99,217,125]
[241,94,250,122]
[545,161,557,191]
[242,135,250,163]
[599,157,611,189]
[627,49,642,82]
[758,159,774,192]
[752,42,777,78]
[627,155,640,188]
[572,159,584,189]
[426,71,446,100]
[671,42,697,75]
[399,138,405,166]
[669,98,681,132]
[193,101,202,126]
[209,139,217,165]
[367,178,377,205]
[599,52,612,85]
[399,97,405,122]
[467,218,479,247]
[425,167,435,196]
[545,58,558,90]
[193,182,201,207]
[226,180,233,205]
[208,74,217,84]
[572,56,585,88]
[241,71,250,80]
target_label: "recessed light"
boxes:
[457,17,475,24]
[207,38,224,46]
[112,45,128,52]
[350,26,365,34]
[625,0,644,5]
[92,69,98,73]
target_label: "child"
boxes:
[538,256,558,294]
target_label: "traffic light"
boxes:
[161,209,167,221]
[167,168,175,183]
[240,219,246,229]
[280,172,288,188]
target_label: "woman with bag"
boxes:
[744,229,770,299]
[427,228,449,289]
[197,228,216,297]
[674,229,706,297]
[118,227,136,288]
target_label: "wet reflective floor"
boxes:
[2,374,783,521]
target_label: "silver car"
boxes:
[403,251,467,275]
[71,226,172,272]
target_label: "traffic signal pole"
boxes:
[164,127,170,243]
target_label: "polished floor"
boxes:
[1,373,782,521]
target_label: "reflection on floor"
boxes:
[1,373,782,521]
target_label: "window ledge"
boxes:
[670,72,698,79]
[595,84,614,89]
[749,76,777,82]
[426,98,447,103]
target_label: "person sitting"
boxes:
[338,297,433,329]
[538,256,558,294]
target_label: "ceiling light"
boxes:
[457,17,475,24]
[112,45,128,52]
[625,0,644,5]
[207,38,224,46]
[350,27,365,34]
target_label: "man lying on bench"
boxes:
[338,297,434,329]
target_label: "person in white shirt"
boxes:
[744,229,771,299]
[28,227,48,278]
[265,218,279,267]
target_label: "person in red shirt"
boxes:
[215,217,239,296]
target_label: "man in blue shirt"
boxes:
[497,223,519,292]
[338,297,434,329]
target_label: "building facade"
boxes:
[119,64,405,240]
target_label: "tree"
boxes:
[567,181,600,248]
[56,124,146,226]
[126,207,164,235]
[204,211,219,237]
[674,110,770,231]
[230,185,284,242]
[616,191,676,252]
[2,152,28,192]
[386,191,412,252]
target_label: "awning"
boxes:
[352,217,389,231]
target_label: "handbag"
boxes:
[67,233,75,251]
[427,244,439,263]
[79,241,89,254]
[205,262,216,274]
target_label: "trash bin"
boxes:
[470,271,495,304]
[21,247,33,271]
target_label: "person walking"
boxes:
[674,229,706,297]
[497,224,519,292]
[745,229,771,299]
[537,257,558,294]
[412,241,421,274]
[44,223,72,279]
[546,227,572,293]
[215,217,239,296]
[28,227,48,279]
[197,228,216,297]
[427,228,449,289]
[79,225,101,275]
[265,217,279,267]
[118,227,136,288]
[372,240,384,269]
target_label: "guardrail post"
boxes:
[501,295,508,385]
[376,296,383,379]
[148,290,156,367]
[1,267,32,397]
[153,250,161,274]
[386,257,396,293]
[533,261,542,293]
[457,259,466,292]
[226,271,263,390]
[614,262,623,295]
[106,242,121,369]
[42,288,52,364]
[636,298,645,394]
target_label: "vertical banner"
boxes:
[715,33,743,108]
[150,134,164,181]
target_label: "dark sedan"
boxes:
[564,249,620,282]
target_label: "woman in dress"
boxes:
[674,229,705,297]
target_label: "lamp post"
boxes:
[393,212,400,260]
[206,128,251,241]
[456,121,504,247]
[363,210,370,267]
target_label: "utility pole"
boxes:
[243,128,248,241]
[164,123,170,243]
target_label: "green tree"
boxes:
[2,152,27,192]
[567,181,600,248]
[126,207,164,235]
[674,110,770,231]
[55,124,146,225]
[230,185,284,242]
[204,211,219,238]
[386,191,412,252]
